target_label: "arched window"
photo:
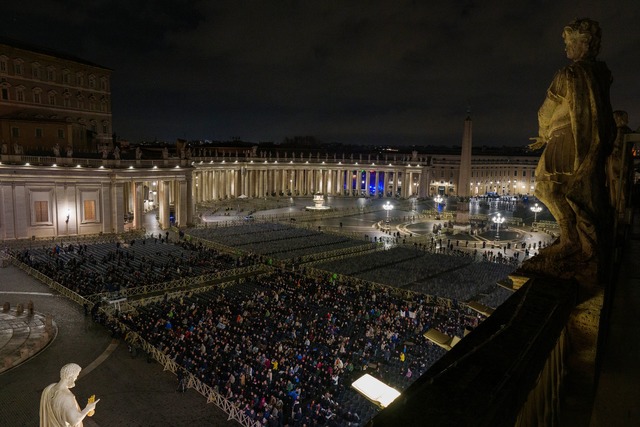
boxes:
[33,87,43,103]
[13,58,24,75]
[31,62,41,79]
[47,66,56,82]
[15,85,25,102]
[48,90,57,106]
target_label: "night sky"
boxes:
[2,1,639,147]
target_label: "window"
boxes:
[83,200,96,221]
[1,87,8,100]
[102,122,108,134]
[57,129,65,139]
[523,171,527,177]
[14,60,23,75]
[88,75,95,88]
[47,66,56,82]
[11,127,20,138]
[76,73,84,86]
[16,87,25,102]
[48,92,56,105]
[63,96,71,107]
[100,77,107,91]
[35,128,43,138]
[62,69,71,84]
[34,201,49,223]
[33,88,42,104]
[0,56,7,73]
[32,63,41,79]
[514,170,518,177]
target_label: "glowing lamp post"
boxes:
[492,213,505,241]
[531,203,542,224]
[383,201,393,229]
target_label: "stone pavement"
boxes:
[0,264,230,427]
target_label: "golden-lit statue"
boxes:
[40,363,100,427]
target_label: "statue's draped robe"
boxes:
[40,383,84,427]
[535,59,615,261]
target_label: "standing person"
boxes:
[40,363,99,427]
[527,18,615,266]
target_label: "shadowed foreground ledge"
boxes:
[368,276,577,427]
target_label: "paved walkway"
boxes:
[0,264,229,427]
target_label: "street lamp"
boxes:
[383,201,393,229]
[492,213,505,241]
[530,203,542,223]
[434,194,443,205]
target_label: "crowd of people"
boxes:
[121,270,478,426]
[10,222,519,426]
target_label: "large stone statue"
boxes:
[40,363,99,427]
[526,18,615,275]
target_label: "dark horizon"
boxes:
[2,1,638,147]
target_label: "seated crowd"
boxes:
[120,270,481,426]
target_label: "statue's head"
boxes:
[563,18,602,61]
[60,363,82,388]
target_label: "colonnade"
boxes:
[191,164,429,203]
[121,163,430,230]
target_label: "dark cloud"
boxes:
[2,0,639,146]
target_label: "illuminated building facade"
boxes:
[0,38,113,155]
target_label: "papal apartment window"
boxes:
[32,64,41,79]
[11,127,20,138]
[57,129,65,139]
[34,201,49,223]
[47,67,56,82]
[14,61,23,75]
[83,200,96,221]
[16,87,25,102]
[62,70,71,84]
[35,128,43,138]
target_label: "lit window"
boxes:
[34,201,49,223]
[83,200,96,221]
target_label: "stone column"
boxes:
[132,181,144,230]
